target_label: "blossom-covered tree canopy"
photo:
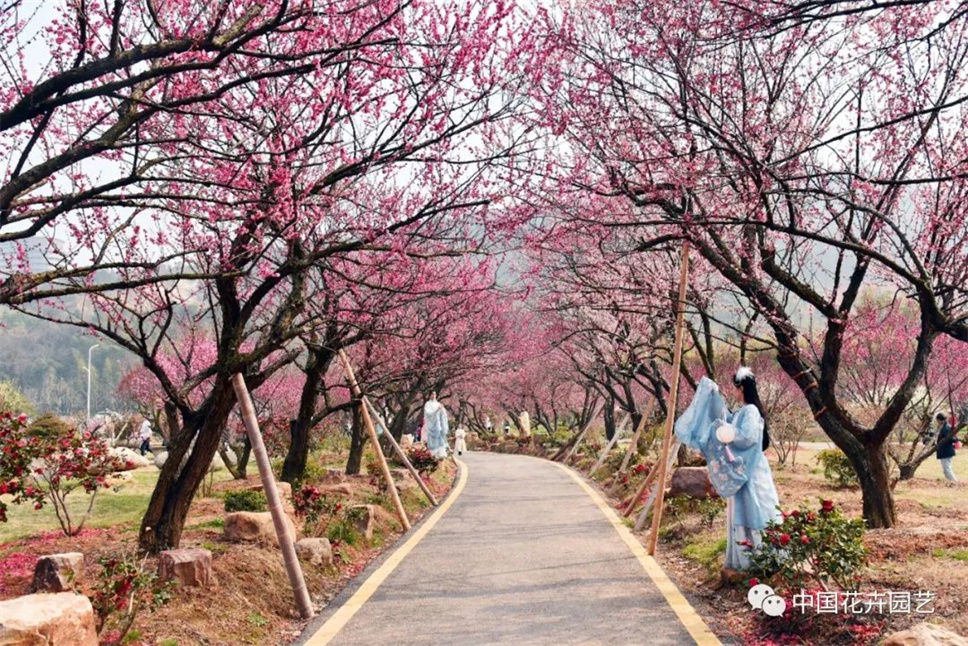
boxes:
[5,0,968,547]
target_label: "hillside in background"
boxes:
[0,308,136,415]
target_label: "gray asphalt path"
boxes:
[296,451,700,646]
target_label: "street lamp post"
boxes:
[86,343,100,421]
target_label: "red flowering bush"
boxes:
[0,412,128,535]
[748,499,866,592]
[91,552,172,644]
[407,445,440,475]
[0,413,46,522]
[294,485,339,522]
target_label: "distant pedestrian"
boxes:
[455,426,467,456]
[138,418,153,456]
[935,413,958,483]
[423,391,450,459]
[503,420,510,436]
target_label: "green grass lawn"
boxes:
[0,469,161,543]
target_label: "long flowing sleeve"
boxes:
[728,406,762,450]
[674,377,727,450]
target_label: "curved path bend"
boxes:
[295,451,722,646]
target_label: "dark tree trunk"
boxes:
[855,442,897,528]
[282,417,311,484]
[282,348,331,484]
[237,435,251,478]
[138,383,237,553]
[389,405,411,442]
[345,400,366,475]
[603,401,616,441]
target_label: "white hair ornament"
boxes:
[735,366,755,382]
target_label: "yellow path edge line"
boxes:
[303,458,469,646]
[553,462,723,646]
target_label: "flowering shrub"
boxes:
[0,412,128,534]
[406,445,440,475]
[815,449,859,488]
[293,485,339,526]
[0,413,46,522]
[91,552,172,644]
[748,499,867,592]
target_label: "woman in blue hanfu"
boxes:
[674,367,781,570]
[423,391,450,459]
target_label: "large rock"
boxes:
[295,538,333,566]
[668,467,716,499]
[881,624,968,646]
[319,483,353,497]
[223,512,296,545]
[158,548,212,587]
[248,481,293,499]
[349,504,376,541]
[153,451,169,468]
[30,553,84,593]
[109,447,150,470]
[0,592,98,646]
[400,434,414,450]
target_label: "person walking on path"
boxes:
[423,391,450,459]
[138,417,153,456]
[454,426,467,456]
[935,412,959,483]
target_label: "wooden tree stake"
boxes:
[337,351,411,531]
[363,397,439,506]
[618,399,657,475]
[231,374,314,620]
[647,241,691,556]
[591,413,630,475]
[634,439,681,531]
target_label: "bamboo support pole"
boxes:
[363,397,439,506]
[618,399,657,475]
[590,413,630,475]
[337,351,411,532]
[231,374,314,620]
[622,444,665,518]
[634,439,681,531]
[563,405,600,462]
[647,241,691,556]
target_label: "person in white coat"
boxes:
[423,391,450,459]
[454,426,468,456]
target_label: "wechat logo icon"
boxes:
[748,581,786,617]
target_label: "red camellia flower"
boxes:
[748,578,759,587]
[800,534,810,545]
[779,533,791,546]
[790,509,800,518]
[821,499,835,513]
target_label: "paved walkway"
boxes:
[296,452,719,646]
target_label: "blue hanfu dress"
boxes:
[423,400,450,459]
[674,377,781,570]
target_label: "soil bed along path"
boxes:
[0,457,457,646]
